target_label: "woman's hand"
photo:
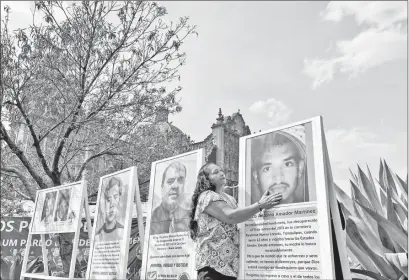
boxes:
[258,190,282,210]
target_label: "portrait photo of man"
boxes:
[95,176,125,242]
[41,191,57,223]
[250,129,309,205]
[150,161,190,235]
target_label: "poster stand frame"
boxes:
[237,116,351,279]
[20,181,92,280]
[140,148,205,280]
[86,166,144,280]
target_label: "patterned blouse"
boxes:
[194,190,240,278]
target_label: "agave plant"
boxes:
[335,159,408,280]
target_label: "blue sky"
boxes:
[2,1,407,194]
[161,1,407,192]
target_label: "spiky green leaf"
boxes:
[356,201,408,252]
[378,224,396,255]
[379,159,387,192]
[393,203,408,233]
[384,253,408,278]
[378,178,407,212]
[351,180,373,210]
[350,168,360,186]
[349,216,393,256]
[347,233,380,273]
[383,160,399,194]
[394,173,408,197]
[346,218,399,279]
[358,166,384,215]
[339,201,353,218]
[353,196,379,237]
[387,186,404,230]
[351,269,391,280]
[335,183,356,216]
[378,185,387,207]
[387,186,406,253]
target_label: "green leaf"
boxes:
[352,194,380,238]
[346,218,399,279]
[387,186,406,253]
[335,183,356,216]
[378,178,407,212]
[395,173,408,196]
[383,160,399,194]
[358,165,384,215]
[387,186,403,230]
[378,224,397,254]
[349,216,393,256]
[339,200,353,218]
[400,194,407,208]
[350,168,360,186]
[393,203,408,232]
[351,180,373,210]
[378,185,387,207]
[356,201,408,252]
[351,269,391,280]
[347,233,379,273]
[367,164,376,185]
[384,253,408,278]
[379,159,387,192]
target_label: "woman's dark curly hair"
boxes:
[189,162,216,240]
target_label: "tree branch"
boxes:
[1,123,49,190]
[12,88,55,180]
[74,151,123,181]
[1,167,39,200]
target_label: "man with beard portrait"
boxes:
[150,161,190,235]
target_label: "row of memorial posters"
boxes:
[19,166,143,280]
[0,217,144,280]
[140,116,348,280]
[14,116,346,280]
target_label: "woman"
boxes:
[41,192,56,223]
[189,163,282,280]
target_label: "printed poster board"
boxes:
[20,181,92,280]
[238,116,350,280]
[30,183,83,234]
[141,149,205,280]
[87,166,143,280]
[2,216,144,279]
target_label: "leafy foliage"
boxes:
[336,159,408,280]
[1,1,197,200]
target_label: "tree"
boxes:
[1,1,197,201]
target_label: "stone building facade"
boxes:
[189,108,251,198]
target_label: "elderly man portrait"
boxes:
[150,161,190,235]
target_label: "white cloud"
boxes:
[325,127,406,194]
[322,2,407,28]
[249,98,292,127]
[303,1,407,89]
[326,127,395,169]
